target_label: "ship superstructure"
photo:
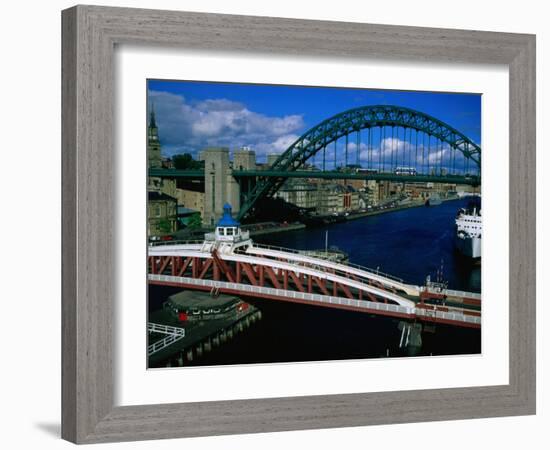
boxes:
[455,201,482,259]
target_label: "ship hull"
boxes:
[455,234,481,259]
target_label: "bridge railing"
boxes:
[149,239,204,247]
[248,242,404,283]
[440,288,482,300]
[149,273,413,315]
[148,274,480,327]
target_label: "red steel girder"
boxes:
[177,257,193,277]
[158,256,172,275]
[263,266,282,289]
[312,276,330,296]
[288,270,305,293]
[211,249,235,282]
[240,262,258,286]
[198,259,212,279]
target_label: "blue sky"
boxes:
[147,79,481,164]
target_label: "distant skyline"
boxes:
[147,79,481,163]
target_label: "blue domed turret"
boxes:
[217,203,240,227]
[204,203,250,248]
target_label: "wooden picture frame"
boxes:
[61,5,536,443]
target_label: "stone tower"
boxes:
[233,147,257,170]
[201,147,241,226]
[147,106,162,169]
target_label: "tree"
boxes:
[173,153,201,170]
[157,218,172,233]
[186,213,202,229]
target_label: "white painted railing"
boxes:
[148,274,480,326]
[148,274,415,316]
[148,323,186,336]
[415,307,481,325]
[441,288,482,300]
[147,322,186,356]
[149,239,204,247]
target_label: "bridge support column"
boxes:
[201,147,241,226]
[398,321,423,356]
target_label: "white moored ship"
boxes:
[455,201,482,259]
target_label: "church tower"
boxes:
[147,105,162,169]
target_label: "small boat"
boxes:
[425,193,443,206]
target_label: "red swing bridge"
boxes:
[148,204,481,329]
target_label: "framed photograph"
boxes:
[62,5,536,443]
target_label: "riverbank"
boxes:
[342,195,460,223]
[344,200,424,221]
[248,222,306,236]
[256,194,464,230]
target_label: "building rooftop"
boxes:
[148,191,177,202]
[177,206,199,215]
[167,290,240,309]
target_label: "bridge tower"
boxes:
[201,148,240,226]
[233,147,256,170]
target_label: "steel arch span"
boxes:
[237,104,481,220]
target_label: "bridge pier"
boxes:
[201,147,241,226]
[398,321,423,356]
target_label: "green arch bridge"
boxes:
[149,105,481,220]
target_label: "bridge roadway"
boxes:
[148,168,481,186]
[244,245,421,296]
[148,242,481,328]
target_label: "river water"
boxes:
[151,198,481,366]
[256,198,481,292]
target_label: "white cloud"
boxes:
[148,90,304,160]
